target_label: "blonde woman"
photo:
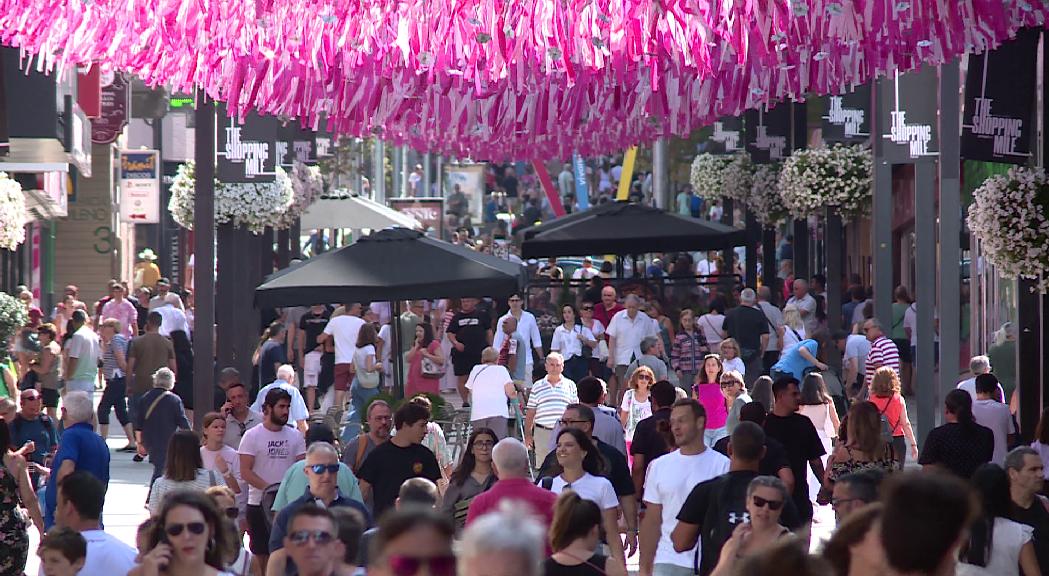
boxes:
[620,365,654,448]
[869,366,917,469]
[781,305,805,351]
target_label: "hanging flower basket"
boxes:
[169,162,319,233]
[967,167,1049,293]
[0,173,27,251]
[0,292,27,347]
[689,153,753,202]
[778,144,872,219]
[747,164,787,226]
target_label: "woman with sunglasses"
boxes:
[619,365,653,456]
[708,476,794,576]
[578,301,607,377]
[205,486,252,576]
[542,428,625,568]
[148,430,224,514]
[441,427,498,531]
[720,370,752,435]
[369,507,456,576]
[131,490,238,576]
[693,354,728,446]
[544,490,628,576]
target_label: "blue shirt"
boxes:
[10,414,58,487]
[269,490,372,552]
[44,422,111,528]
[772,339,819,381]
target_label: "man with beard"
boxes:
[239,388,307,573]
[342,400,393,474]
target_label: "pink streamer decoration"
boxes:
[0,0,1044,158]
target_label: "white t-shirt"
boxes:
[607,310,659,367]
[781,325,805,352]
[465,364,512,420]
[323,315,366,364]
[201,445,242,483]
[493,311,543,366]
[844,334,872,378]
[972,399,1016,465]
[249,381,310,423]
[957,378,1006,403]
[572,266,600,280]
[550,472,618,510]
[354,344,376,372]
[903,303,940,345]
[552,324,596,361]
[957,518,1033,576]
[155,305,191,337]
[757,302,784,352]
[696,259,718,277]
[696,313,725,349]
[721,357,745,377]
[78,530,137,576]
[642,448,730,568]
[377,324,393,363]
[238,424,306,504]
[787,294,818,336]
[1033,441,1049,480]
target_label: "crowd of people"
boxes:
[0,242,1033,576]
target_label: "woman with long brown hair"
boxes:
[543,491,627,576]
[821,402,895,501]
[131,490,238,576]
[441,427,498,531]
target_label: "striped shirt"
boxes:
[864,336,900,389]
[526,376,578,428]
[670,330,706,374]
[102,334,129,379]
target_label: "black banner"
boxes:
[821,84,870,144]
[277,123,318,168]
[701,116,744,155]
[215,103,278,183]
[877,64,939,163]
[0,53,6,157]
[961,29,1039,165]
[745,105,792,163]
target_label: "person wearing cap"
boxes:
[148,277,184,311]
[270,424,364,513]
[63,310,101,401]
[134,248,162,290]
[572,256,600,280]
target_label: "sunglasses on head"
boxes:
[309,463,340,475]
[165,521,206,537]
[387,554,456,576]
[288,529,335,546]
[752,495,784,511]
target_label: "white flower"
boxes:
[690,153,753,202]
[778,144,872,219]
[0,173,27,251]
[967,166,1049,293]
[0,291,28,347]
[747,164,787,225]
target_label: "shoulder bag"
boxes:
[421,343,446,379]
[356,348,381,388]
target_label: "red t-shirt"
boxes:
[593,303,625,335]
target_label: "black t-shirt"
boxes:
[917,422,994,478]
[1011,498,1049,574]
[448,309,492,357]
[299,308,333,354]
[722,306,769,353]
[258,340,287,387]
[538,438,635,497]
[677,470,801,576]
[356,441,441,519]
[630,408,672,466]
[763,413,825,520]
[712,435,791,478]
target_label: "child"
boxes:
[719,338,746,377]
[38,527,87,576]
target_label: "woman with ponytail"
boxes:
[543,491,627,576]
[917,389,995,478]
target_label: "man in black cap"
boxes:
[148,277,184,311]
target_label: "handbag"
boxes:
[358,368,381,389]
[422,356,446,379]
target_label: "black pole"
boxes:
[744,210,759,287]
[762,227,778,304]
[389,300,404,398]
[192,92,216,425]
[825,208,843,336]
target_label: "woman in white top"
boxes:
[199,413,241,495]
[620,365,654,445]
[543,428,625,568]
[552,304,596,383]
[718,338,746,377]
[131,490,239,576]
[957,464,1040,576]
[464,347,516,440]
[697,301,726,351]
[797,373,839,505]
[781,305,806,351]
[148,430,224,514]
[580,300,607,372]
[349,324,383,437]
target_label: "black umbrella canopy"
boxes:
[255,227,527,308]
[520,201,747,258]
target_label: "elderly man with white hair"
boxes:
[722,287,770,387]
[133,367,191,483]
[43,391,110,528]
[466,438,558,530]
[460,506,546,576]
[606,294,659,403]
[524,352,578,464]
[957,355,1005,403]
[251,363,310,433]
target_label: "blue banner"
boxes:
[573,153,589,210]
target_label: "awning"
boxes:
[0,138,71,173]
[299,194,421,230]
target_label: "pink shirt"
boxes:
[466,478,557,530]
[694,382,729,429]
[101,298,138,338]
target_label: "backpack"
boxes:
[12,413,55,440]
[875,398,899,444]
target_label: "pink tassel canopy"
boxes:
[0,0,1043,158]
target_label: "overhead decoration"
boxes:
[690,153,752,203]
[168,161,300,233]
[778,144,872,219]
[0,172,26,250]
[0,1,1044,157]
[746,164,787,226]
[967,167,1049,294]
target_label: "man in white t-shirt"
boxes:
[695,252,718,278]
[239,387,307,570]
[250,364,310,433]
[971,373,1016,465]
[639,398,729,576]
[321,303,366,410]
[493,293,544,379]
[786,279,818,336]
[840,330,871,399]
[606,295,659,404]
[52,470,136,576]
[154,300,191,338]
[571,256,600,280]
[957,355,1005,402]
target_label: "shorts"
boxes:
[303,351,322,388]
[334,363,354,391]
[893,339,912,363]
[452,352,481,377]
[41,387,59,408]
[246,504,272,555]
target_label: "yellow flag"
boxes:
[615,147,638,201]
